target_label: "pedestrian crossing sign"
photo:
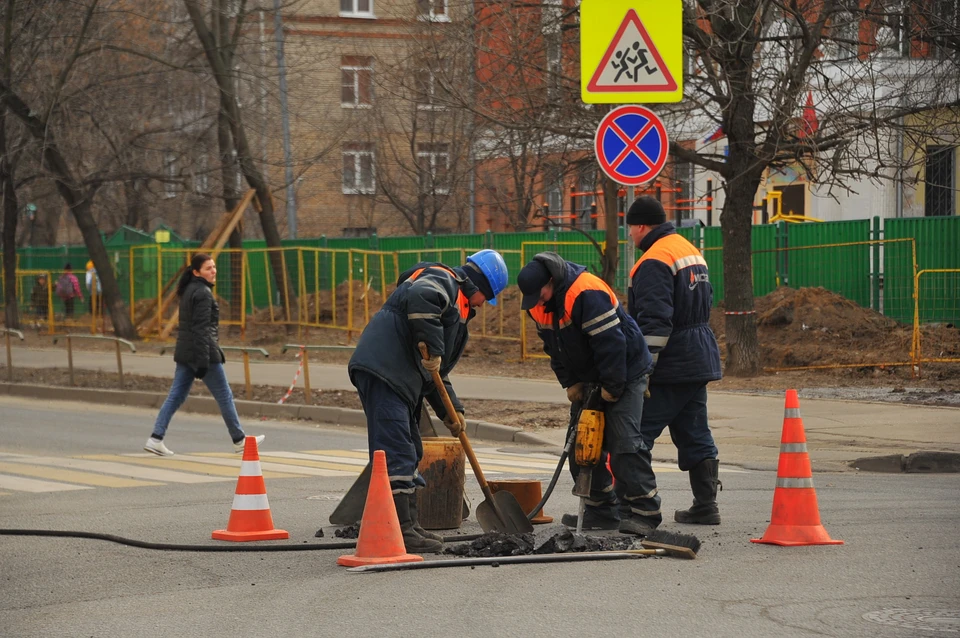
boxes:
[581,0,683,103]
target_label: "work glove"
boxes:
[421,354,442,374]
[565,382,585,403]
[194,367,208,380]
[444,411,466,437]
[601,388,619,403]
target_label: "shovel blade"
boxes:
[475,491,534,534]
[329,462,372,525]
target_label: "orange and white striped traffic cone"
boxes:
[751,389,843,547]
[212,436,289,542]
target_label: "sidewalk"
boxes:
[3,346,959,472]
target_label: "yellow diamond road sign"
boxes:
[581,0,683,103]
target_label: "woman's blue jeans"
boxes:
[152,363,245,443]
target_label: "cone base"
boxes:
[531,514,554,524]
[751,524,843,546]
[212,528,290,542]
[337,552,424,567]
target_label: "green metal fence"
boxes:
[5,215,959,326]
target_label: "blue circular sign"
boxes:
[594,105,669,185]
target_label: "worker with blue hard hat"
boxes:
[348,249,507,553]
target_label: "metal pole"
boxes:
[243,351,252,401]
[115,340,124,389]
[5,331,11,383]
[272,0,297,238]
[301,348,312,404]
[67,336,74,387]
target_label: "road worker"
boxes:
[518,252,659,535]
[348,249,508,552]
[627,196,723,525]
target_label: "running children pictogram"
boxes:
[580,0,683,103]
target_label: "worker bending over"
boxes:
[518,252,659,535]
[348,249,508,552]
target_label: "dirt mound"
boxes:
[712,286,916,368]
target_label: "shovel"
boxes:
[418,343,533,535]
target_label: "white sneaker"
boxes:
[233,434,265,454]
[144,437,174,457]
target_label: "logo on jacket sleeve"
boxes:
[689,271,709,290]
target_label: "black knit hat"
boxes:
[626,196,667,226]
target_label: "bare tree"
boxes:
[430,0,959,375]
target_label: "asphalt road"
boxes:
[1,397,958,637]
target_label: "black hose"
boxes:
[0,528,483,551]
[524,399,581,522]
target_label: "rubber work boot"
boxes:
[408,493,444,542]
[560,504,620,531]
[393,493,443,553]
[674,458,722,525]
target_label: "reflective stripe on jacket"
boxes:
[628,224,721,384]
[527,253,652,398]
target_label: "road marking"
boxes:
[178,454,353,477]
[0,474,92,492]
[4,456,228,484]
[0,462,162,488]
[82,454,302,479]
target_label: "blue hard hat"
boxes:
[466,249,508,306]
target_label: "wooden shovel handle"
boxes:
[418,342,495,498]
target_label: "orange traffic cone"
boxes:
[752,390,843,547]
[212,436,289,542]
[337,450,423,567]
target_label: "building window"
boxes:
[340,0,373,18]
[576,168,597,230]
[543,165,565,229]
[827,5,861,60]
[417,143,450,195]
[414,66,448,109]
[164,153,177,199]
[925,146,956,217]
[341,56,373,108]
[417,0,448,21]
[676,161,695,221]
[542,0,563,102]
[343,143,376,195]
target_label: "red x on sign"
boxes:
[594,105,669,185]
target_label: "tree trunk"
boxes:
[600,175,619,287]
[218,109,243,328]
[0,80,134,338]
[719,181,761,376]
[0,110,18,330]
[183,0,292,323]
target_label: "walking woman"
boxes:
[145,253,262,456]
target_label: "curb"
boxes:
[0,382,555,447]
[850,451,960,474]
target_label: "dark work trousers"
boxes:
[568,375,661,524]
[352,369,426,495]
[640,382,718,471]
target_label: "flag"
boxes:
[703,125,724,144]
[798,91,819,138]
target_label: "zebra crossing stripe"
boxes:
[177,454,354,477]
[0,461,161,488]
[0,474,92,493]
[5,456,227,484]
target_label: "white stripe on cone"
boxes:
[239,461,263,476]
[230,493,270,510]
